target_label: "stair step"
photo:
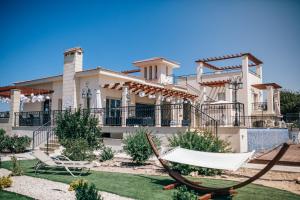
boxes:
[49,139,59,143]
[39,147,57,151]
[46,143,60,148]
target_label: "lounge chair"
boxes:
[32,150,94,177]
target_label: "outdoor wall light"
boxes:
[81,87,92,99]
[139,92,145,97]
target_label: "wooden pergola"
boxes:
[200,80,230,87]
[0,86,53,98]
[252,83,282,90]
[101,81,198,100]
[195,53,262,71]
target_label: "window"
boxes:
[155,65,158,79]
[149,66,153,80]
[106,98,121,117]
[217,92,225,101]
[144,67,147,79]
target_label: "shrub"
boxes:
[55,108,103,160]
[69,179,88,191]
[10,156,23,176]
[0,129,31,153]
[62,139,95,161]
[172,186,198,200]
[0,176,13,189]
[75,181,102,200]
[99,146,114,162]
[123,128,161,165]
[168,130,230,176]
[11,135,31,153]
[0,129,7,152]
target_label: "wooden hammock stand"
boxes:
[145,133,290,200]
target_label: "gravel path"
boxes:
[0,169,133,200]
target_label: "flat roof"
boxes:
[133,57,180,68]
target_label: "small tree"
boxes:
[168,130,230,176]
[172,186,198,200]
[55,108,102,160]
[280,90,300,115]
[123,128,161,165]
[75,181,103,200]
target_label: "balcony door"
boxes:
[105,98,121,126]
[43,99,51,124]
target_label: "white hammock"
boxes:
[160,147,255,171]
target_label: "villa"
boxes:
[0,47,287,152]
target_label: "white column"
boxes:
[190,101,196,128]
[267,86,274,114]
[122,86,129,127]
[10,89,21,127]
[178,99,183,127]
[225,84,232,102]
[155,93,162,127]
[170,98,179,127]
[256,64,262,77]
[276,90,280,115]
[241,55,251,116]
[202,86,207,102]
[196,62,204,83]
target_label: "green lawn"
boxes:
[1,159,300,200]
[0,190,33,200]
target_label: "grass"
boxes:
[1,159,300,200]
[0,190,33,200]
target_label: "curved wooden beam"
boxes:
[146,133,290,197]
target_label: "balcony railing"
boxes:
[252,102,268,111]
[201,102,245,126]
[13,103,218,136]
[0,111,9,123]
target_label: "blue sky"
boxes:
[0,0,300,111]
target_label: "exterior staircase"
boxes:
[38,135,60,154]
[32,121,61,154]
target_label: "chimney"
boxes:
[62,47,83,109]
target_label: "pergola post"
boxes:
[155,93,162,127]
[170,98,178,127]
[196,62,204,83]
[275,89,280,115]
[177,99,183,127]
[190,101,196,128]
[10,89,21,127]
[122,86,129,127]
[267,86,274,114]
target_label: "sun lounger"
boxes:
[32,150,94,177]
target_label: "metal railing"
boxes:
[32,121,55,154]
[252,102,268,111]
[14,103,218,135]
[0,111,9,123]
[201,102,245,127]
[192,105,218,136]
[15,111,52,126]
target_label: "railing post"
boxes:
[46,130,49,155]
[32,131,35,150]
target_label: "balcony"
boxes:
[252,102,268,112]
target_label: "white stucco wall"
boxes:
[217,127,248,152]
